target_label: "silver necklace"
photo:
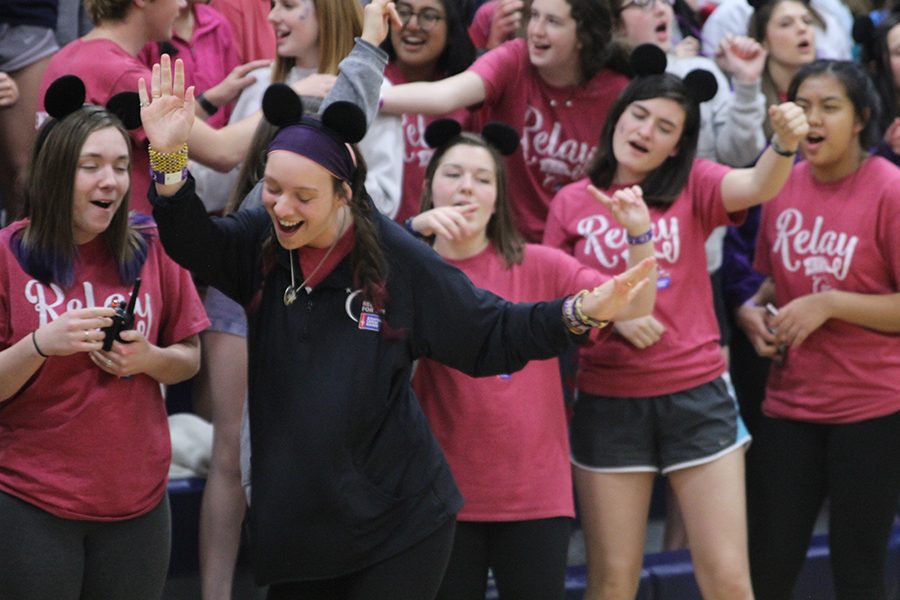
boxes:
[283,210,346,306]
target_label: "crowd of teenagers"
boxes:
[0,0,898,599]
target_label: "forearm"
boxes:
[621,238,656,318]
[380,71,486,115]
[721,144,795,212]
[188,111,262,172]
[819,290,900,333]
[141,336,201,385]
[714,80,766,167]
[0,334,45,402]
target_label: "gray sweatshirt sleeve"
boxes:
[320,37,388,126]
[713,78,767,168]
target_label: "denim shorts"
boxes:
[203,286,248,338]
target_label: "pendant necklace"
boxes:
[283,209,347,306]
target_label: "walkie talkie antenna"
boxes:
[123,277,141,317]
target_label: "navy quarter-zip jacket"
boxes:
[152,177,582,585]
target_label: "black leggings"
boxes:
[747,411,900,600]
[437,517,572,600]
[0,491,171,600]
[266,517,455,600]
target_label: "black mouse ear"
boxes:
[748,0,769,10]
[424,118,463,149]
[481,121,519,156]
[852,14,877,60]
[45,75,86,120]
[630,43,667,77]
[107,91,142,130]
[262,83,304,127]
[683,69,718,103]
[321,101,368,144]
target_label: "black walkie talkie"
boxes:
[102,278,141,351]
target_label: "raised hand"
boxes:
[580,256,657,323]
[716,34,766,84]
[587,184,652,239]
[138,54,195,153]
[487,0,524,50]
[362,0,403,47]
[768,101,808,152]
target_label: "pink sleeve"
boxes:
[689,159,741,234]
[468,39,525,106]
[874,179,900,287]
[467,1,496,49]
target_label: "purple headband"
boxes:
[267,120,356,183]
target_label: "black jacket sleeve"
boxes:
[150,175,269,305]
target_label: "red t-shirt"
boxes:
[138,3,241,128]
[543,160,739,397]
[755,157,900,424]
[209,0,275,63]
[469,39,629,242]
[385,63,478,224]
[40,39,153,215]
[0,222,209,520]
[413,244,603,520]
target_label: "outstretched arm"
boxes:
[719,102,808,212]
[380,70,487,115]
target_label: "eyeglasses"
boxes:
[619,0,675,12]
[395,5,445,31]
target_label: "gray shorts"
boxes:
[570,377,750,474]
[0,25,58,72]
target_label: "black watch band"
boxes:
[197,92,219,116]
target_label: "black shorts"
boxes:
[570,377,751,474]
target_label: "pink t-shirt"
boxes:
[755,157,900,424]
[385,63,478,224]
[543,159,739,397]
[40,39,153,215]
[469,39,630,243]
[413,244,604,520]
[0,222,209,520]
[138,3,241,128]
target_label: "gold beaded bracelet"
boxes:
[573,289,610,329]
[148,143,189,186]
[148,143,189,173]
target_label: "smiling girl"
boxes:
[381,0,478,224]
[407,122,654,599]
[740,59,900,600]
[0,85,207,600]
[381,0,629,242]
[543,64,808,599]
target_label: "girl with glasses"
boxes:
[380,0,479,225]
[381,0,631,243]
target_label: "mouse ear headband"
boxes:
[630,43,718,104]
[262,83,367,182]
[37,74,142,154]
[423,119,520,156]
